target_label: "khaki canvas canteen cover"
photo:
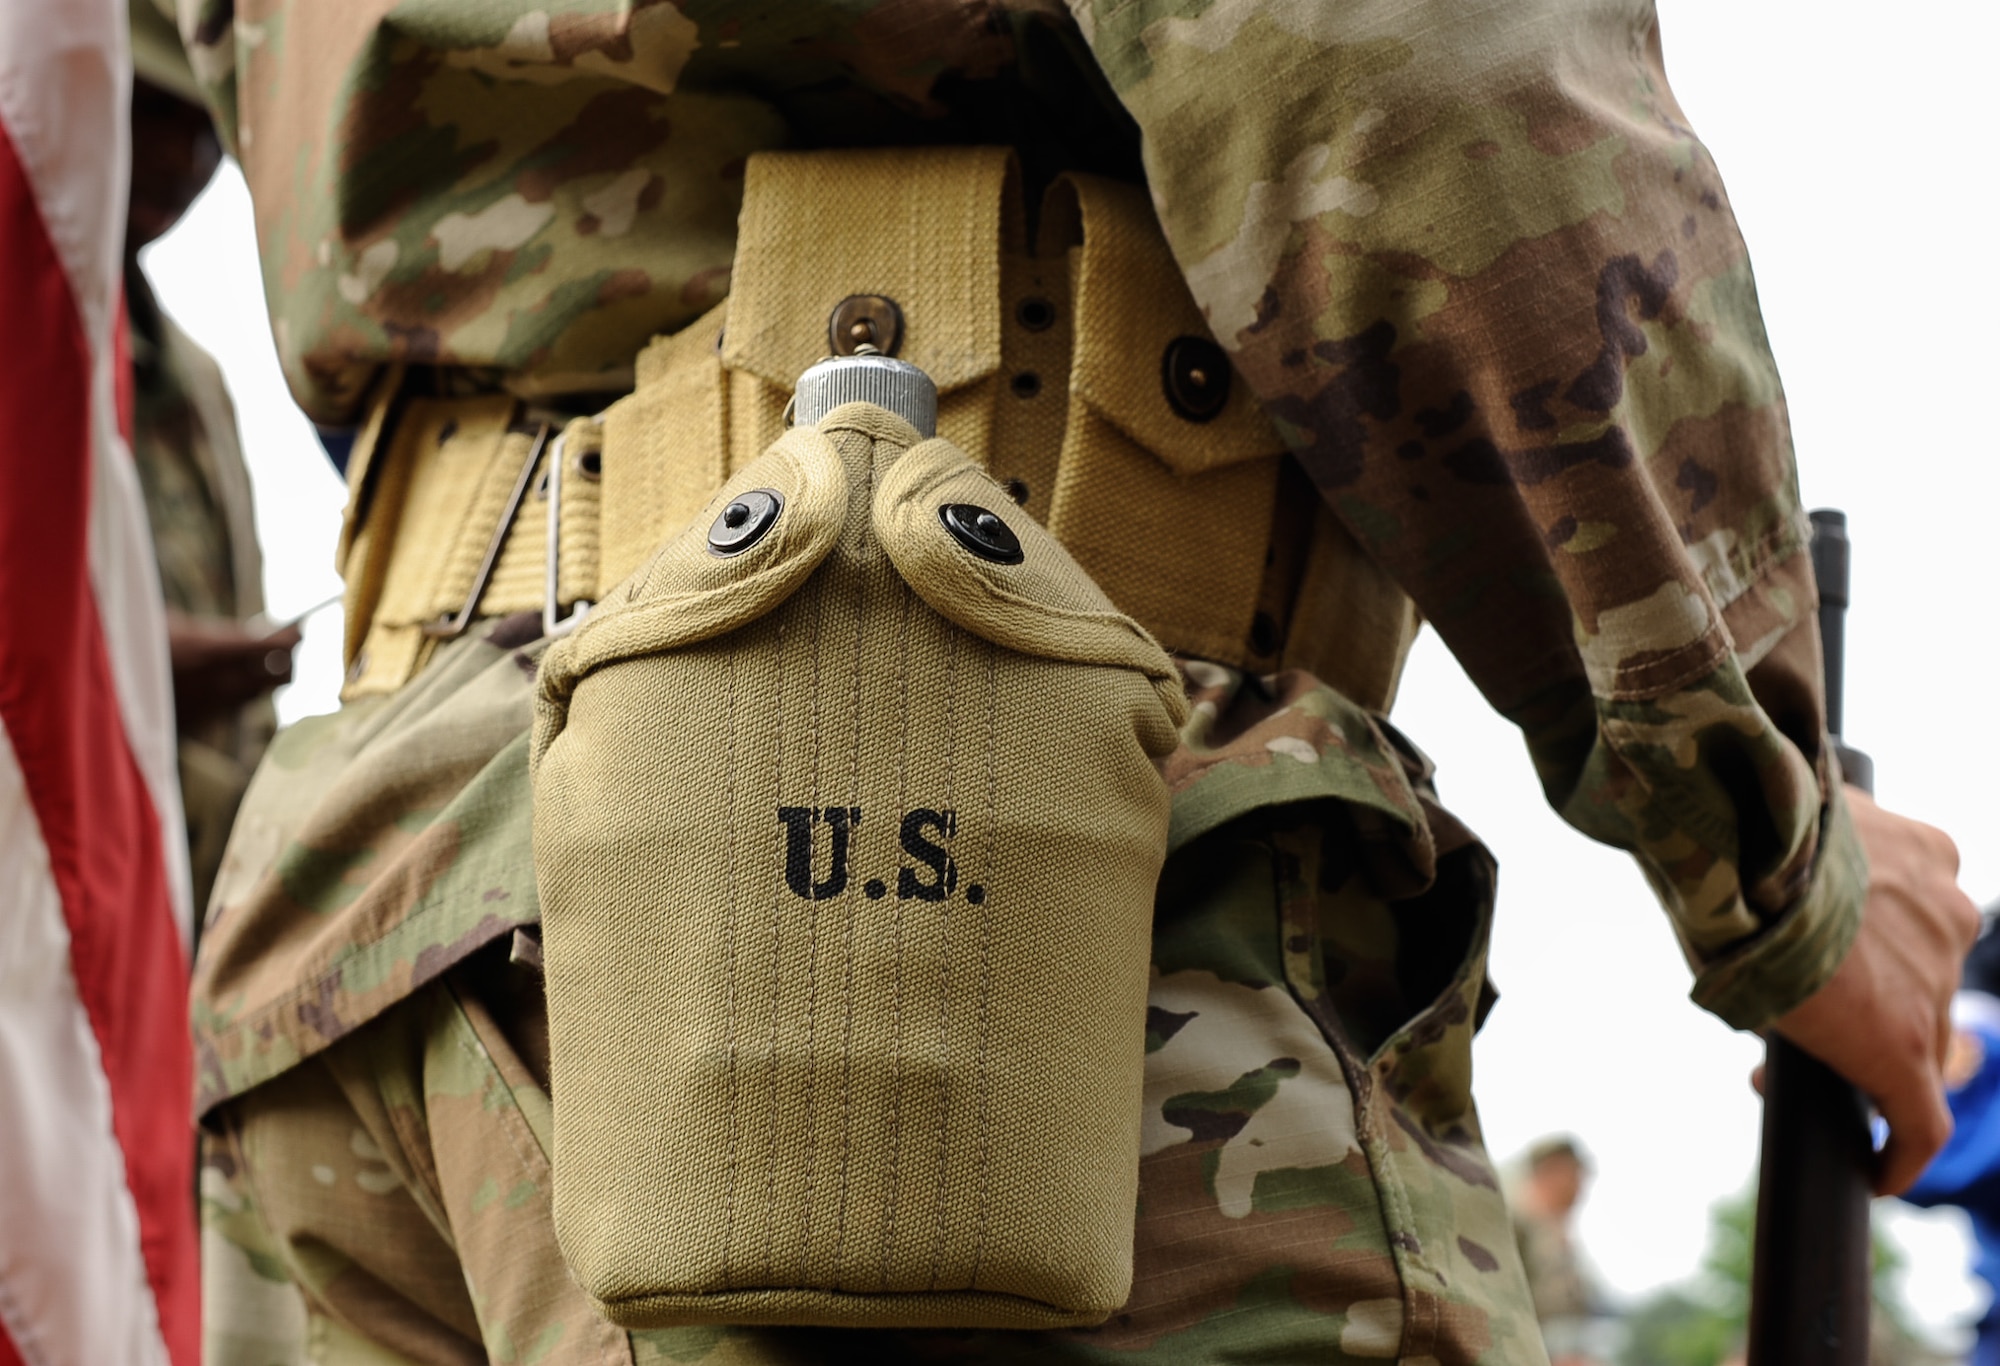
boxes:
[530,400,1187,1328]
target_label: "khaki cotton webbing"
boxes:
[339,397,602,698]
[600,308,729,597]
[722,148,1014,401]
[1041,176,1282,670]
[336,147,1420,705]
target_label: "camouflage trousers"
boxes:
[196,617,1548,1365]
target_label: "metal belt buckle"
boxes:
[423,421,551,641]
[543,426,593,639]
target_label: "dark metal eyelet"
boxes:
[1015,296,1055,332]
[1010,371,1041,400]
[708,489,784,556]
[940,503,1024,565]
[1250,611,1282,657]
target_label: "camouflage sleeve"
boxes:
[1073,0,1865,1031]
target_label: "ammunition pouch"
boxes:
[335,147,1419,709]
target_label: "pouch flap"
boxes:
[722,148,1013,397]
[873,435,1189,730]
[1054,174,1283,476]
[534,424,848,748]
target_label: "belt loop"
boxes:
[545,424,594,638]
[422,421,550,640]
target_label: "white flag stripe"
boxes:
[0,0,188,950]
[88,412,192,948]
[0,1,125,344]
[0,728,169,1366]
[0,0,196,1359]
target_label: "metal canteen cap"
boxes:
[792,349,938,437]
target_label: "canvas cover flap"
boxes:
[1049,174,1284,476]
[721,148,1013,398]
[874,435,1187,733]
[533,422,848,762]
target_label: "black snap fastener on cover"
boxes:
[941,503,1024,565]
[1162,335,1231,422]
[708,488,784,556]
[829,295,904,357]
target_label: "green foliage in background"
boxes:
[1618,1186,1929,1366]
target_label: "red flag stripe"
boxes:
[0,78,194,1366]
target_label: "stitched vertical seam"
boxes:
[968,640,999,1288]
[795,573,828,1274]
[926,621,960,1288]
[761,614,788,1284]
[720,643,741,1288]
[880,577,917,1291]
[831,457,872,1288]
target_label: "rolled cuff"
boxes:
[1689,782,1868,1032]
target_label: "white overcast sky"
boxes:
[144,0,2000,1347]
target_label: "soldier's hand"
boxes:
[1769,787,1980,1195]
[165,609,302,726]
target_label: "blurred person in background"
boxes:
[1514,1135,1616,1365]
[125,0,296,924]
[1902,911,2000,1365]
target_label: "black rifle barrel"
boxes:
[1746,509,1873,1365]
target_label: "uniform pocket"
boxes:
[1043,174,1288,669]
[1264,713,1495,1124]
[1245,709,1530,1359]
[531,404,1185,1331]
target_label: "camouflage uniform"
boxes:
[127,263,275,923]
[170,1,1864,1361]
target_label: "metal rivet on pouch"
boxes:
[941,503,1025,566]
[1162,335,1231,423]
[828,294,904,358]
[708,488,784,556]
[1009,371,1041,399]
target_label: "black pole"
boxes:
[1746,509,1873,1365]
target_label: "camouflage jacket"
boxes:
[165,0,1862,1032]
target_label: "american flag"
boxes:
[0,1,199,1362]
